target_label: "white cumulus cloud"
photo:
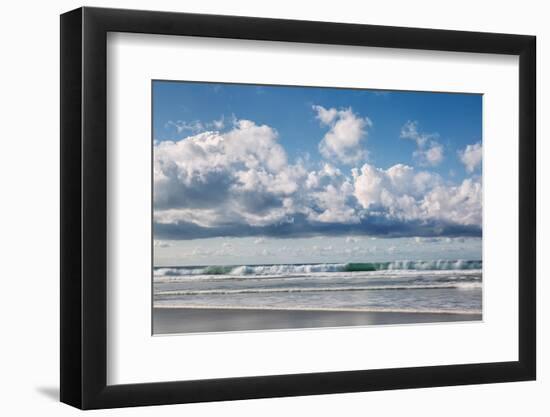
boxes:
[352,163,481,226]
[421,178,482,226]
[458,142,482,173]
[313,105,371,165]
[401,120,444,166]
[303,163,359,224]
[414,142,444,166]
[154,119,306,228]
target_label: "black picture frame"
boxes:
[60,6,536,410]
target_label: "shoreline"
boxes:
[153,306,482,335]
[154,304,481,315]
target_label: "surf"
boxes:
[154,259,482,278]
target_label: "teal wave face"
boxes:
[344,263,381,272]
[345,260,482,271]
[202,266,234,275]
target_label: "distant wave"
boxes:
[155,282,481,296]
[154,260,482,278]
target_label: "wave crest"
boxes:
[154,260,482,278]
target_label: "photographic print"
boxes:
[152,81,483,335]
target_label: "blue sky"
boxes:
[152,80,483,247]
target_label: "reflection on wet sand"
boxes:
[153,307,481,335]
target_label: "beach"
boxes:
[153,307,482,334]
[153,261,482,334]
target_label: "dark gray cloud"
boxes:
[154,214,482,240]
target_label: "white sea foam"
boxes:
[153,268,482,283]
[153,303,482,316]
[156,282,481,296]
[156,260,480,275]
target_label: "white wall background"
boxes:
[0,0,545,415]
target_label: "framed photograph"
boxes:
[60,6,536,409]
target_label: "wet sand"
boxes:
[153,307,482,334]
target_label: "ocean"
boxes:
[153,260,482,316]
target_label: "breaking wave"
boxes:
[154,260,482,278]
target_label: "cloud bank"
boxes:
[154,115,482,239]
